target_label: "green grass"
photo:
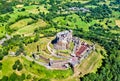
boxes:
[0,26,6,38]
[57,50,71,54]
[13,4,49,14]
[26,5,49,14]
[12,19,47,36]
[53,14,90,31]
[0,56,72,80]
[77,44,105,76]
[22,56,73,79]
[4,4,48,24]
[24,37,65,60]
[110,30,120,34]
[10,18,33,30]
[1,56,19,78]
[8,11,30,23]
[85,5,97,8]
[0,42,105,81]
[65,0,89,3]
[24,37,50,55]
[112,11,120,18]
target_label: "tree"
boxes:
[26,74,31,79]
[12,63,17,70]
[0,62,2,70]
[0,76,8,81]
[19,73,25,81]
[12,60,23,71]
[9,72,18,81]
[17,63,23,71]
[34,34,39,42]
[0,54,4,60]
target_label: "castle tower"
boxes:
[51,30,73,50]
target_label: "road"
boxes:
[0,34,11,45]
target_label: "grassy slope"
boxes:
[10,18,33,30]
[24,37,66,60]
[0,27,5,38]
[0,56,72,80]
[24,37,51,56]
[0,56,19,78]
[12,19,47,36]
[22,56,73,79]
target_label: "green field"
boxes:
[0,56,73,80]
[0,27,6,38]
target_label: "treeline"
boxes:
[0,1,13,14]
[90,4,112,19]
[0,34,41,60]
[0,72,25,81]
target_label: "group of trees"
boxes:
[112,6,120,12]
[110,0,120,6]
[0,15,10,23]
[0,0,13,14]
[12,60,23,71]
[0,47,9,60]
[90,4,112,19]
[0,72,25,81]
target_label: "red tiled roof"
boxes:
[76,45,87,57]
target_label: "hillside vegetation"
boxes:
[0,0,120,81]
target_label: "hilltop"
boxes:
[0,0,120,81]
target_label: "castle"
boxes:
[49,30,95,69]
[51,30,73,50]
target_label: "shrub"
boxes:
[21,8,25,11]
[12,64,17,70]
[20,73,26,80]
[12,60,23,71]
[26,74,31,79]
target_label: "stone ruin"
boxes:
[51,30,73,50]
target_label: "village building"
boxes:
[69,7,90,13]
